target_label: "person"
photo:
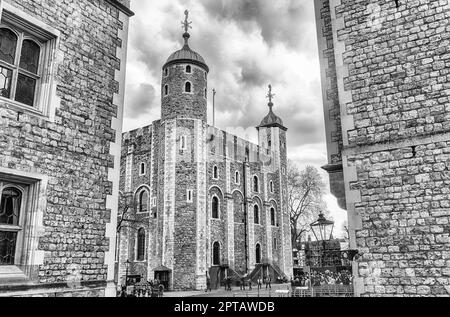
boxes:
[265,276,271,289]
[158,284,165,297]
[257,277,262,290]
[206,276,211,292]
[240,275,246,290]
[226,277,232,291]
[248,278,252,290]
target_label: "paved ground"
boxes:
[163,284,292,298]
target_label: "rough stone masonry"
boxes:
[315,0,450,296]
[0,0,133,297]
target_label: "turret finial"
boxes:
[181,9,192,46]
[266,84,275,109]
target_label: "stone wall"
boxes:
[0,0,132,296]
[161,64,207,122]
[315,0,450,296]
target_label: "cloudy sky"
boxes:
[123,0,347,237]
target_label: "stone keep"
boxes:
[0,0,133,296]
[315,0,450,296]
[118,15,293,291]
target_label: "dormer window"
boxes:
[184,81,192,93]
[185,65,191,73]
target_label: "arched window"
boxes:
[213,166,218,179]
[184,81,192,93]
[136,228,145,261]
[253,176,259,192]
[235,171,240,184]
[254,204,259,224]
[270,181,274,193]
[212,241,220,266]
[270,207,276,226]
[140,163,146,175]
[212,196,219,219]
[138,190,149,213]
[164,84,169,96]
[185,65,191,73]
[255,244,261,264]
[164,68,169,76]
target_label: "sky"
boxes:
[123,0,347,237]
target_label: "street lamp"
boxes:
[310,213,334,267]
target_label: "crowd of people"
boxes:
[290,270,353,287]
[118,279,165,297]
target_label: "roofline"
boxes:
[105,0,135,17]
[256,123,288,131]
[163,59,209,73]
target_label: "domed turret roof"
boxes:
[257,85,287,131]
[163,10,209,72]
[258,106,285,128]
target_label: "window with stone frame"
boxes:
[184,81,192,93]
[139,162,146,176]
[185,65,191,73]
[186,189,193,203]
[255,243,261,264]
[0,9,58,115]
[212,241,220,266]
[180,135,187,150]
[269,181,274,193]
[136,228,145,262]
[253,176,259,192]
[270,207,276,226]
[211,196,219,219]
[235,171,240,184]
[137,189,149,213]
[253,204,259,224]
[0,184,24,266]
[213,166,218,179]
[0,172,43,281]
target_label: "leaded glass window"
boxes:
[0,24,41,108]
[0,185,23,266]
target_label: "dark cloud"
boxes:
[199,0,313,50]
[124,83,156,119]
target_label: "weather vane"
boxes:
[267,84,275,104]
[181,9,192,33]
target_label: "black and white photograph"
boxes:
[0,0,449,306]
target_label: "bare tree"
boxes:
[288,161,327,249]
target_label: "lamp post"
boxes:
[310,213,334,267]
